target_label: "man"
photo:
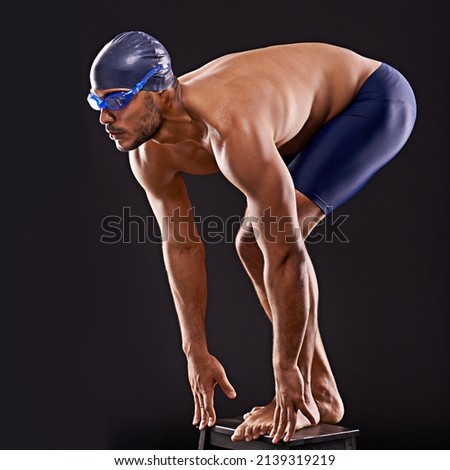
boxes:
[87,31,416,444]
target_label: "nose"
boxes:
[99,108,115,125]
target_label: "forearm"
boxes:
[264,249,311,371]
[162,239,236,428]
[162,240,209,357]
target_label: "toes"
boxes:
[252,425,261,440]
[260,423,270,436]
[231,424,245,442]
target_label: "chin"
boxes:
[117,142,141,152]
[114,127,157,152]
[115,142,129,152]
[115,138,140,152]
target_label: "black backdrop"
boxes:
[5,0,449,450]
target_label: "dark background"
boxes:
[5,0,449,450]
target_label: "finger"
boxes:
[244,425,253,442]
[203,389,216,427]
[283,409,296,442]
[199,396,208,430]
[269,405,281,438]
[217,370,237,399]
[192,394,201,426]
[272,407,288,444]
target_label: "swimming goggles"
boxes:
[87,64,170,111]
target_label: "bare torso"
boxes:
[129,42,381,187]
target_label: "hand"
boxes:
[187,353,236,430]
[270,367,317,444]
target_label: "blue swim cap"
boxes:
[90,31,175,92]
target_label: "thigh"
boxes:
[286,64,417,215]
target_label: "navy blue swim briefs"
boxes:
[282,62,417,215]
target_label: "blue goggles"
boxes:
[87,64,169,111]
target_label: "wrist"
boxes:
[273,359,298,374]
[183,342,209,359]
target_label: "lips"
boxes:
[107,130,124,140]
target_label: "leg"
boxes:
[231,191,344,442]
[231,62,417,443]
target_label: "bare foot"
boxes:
[231,399,318,443]
[232,381,344,444]
[312,379,345,424]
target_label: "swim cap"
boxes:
[89,31,175,92]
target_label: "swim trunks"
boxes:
[282,62,417,215]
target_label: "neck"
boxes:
[153,85,206,144]
[158,84,190,122]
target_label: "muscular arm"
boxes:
[211,123,315,440]
[147,171,208,357]
[129,147,236,430]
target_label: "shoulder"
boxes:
[182,78,276,140]
[128,140,177,193]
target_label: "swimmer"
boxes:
[87,31,417,444]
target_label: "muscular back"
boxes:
[129,42,382,207]
[180,43,381,155]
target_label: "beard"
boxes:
[116,95,163,152]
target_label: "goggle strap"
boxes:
[134,64,169,92]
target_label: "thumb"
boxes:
[217,371,237,399]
